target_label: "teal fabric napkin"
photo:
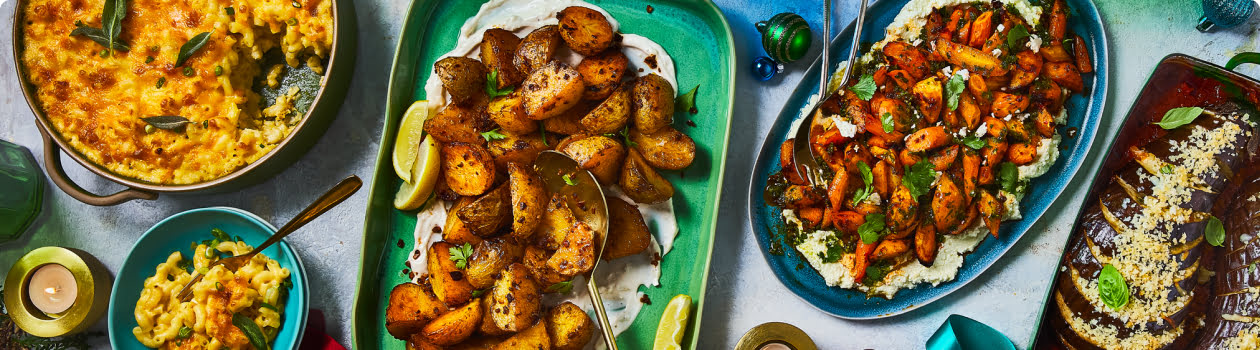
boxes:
[926,314,1017,350]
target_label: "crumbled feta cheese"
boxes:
[991,48,1003,57]
[911,38,922,46]
[958,127,969,137]
[997,24,1006,32]
[832,117,859,138]
[956,69,970,81]
[1027,34,1043,53]
[942,66,953,76]
[862,192,883,206]
[976,122,989,137]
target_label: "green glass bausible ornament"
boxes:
[756,13,812,63]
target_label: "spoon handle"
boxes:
[820,0,831,96]
[588,278,619,350]
[247,175,362,257]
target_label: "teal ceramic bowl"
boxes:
[107,207,309,349]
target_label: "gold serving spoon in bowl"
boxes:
[532,151,618,350]
[176,175,362,301]
[792,0,869,186]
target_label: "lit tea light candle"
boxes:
[27,264,77,315]
[759,343,792,350]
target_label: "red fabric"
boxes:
[301,309,347,350]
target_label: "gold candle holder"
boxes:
[735,322,820,350]
[3,247,111,337]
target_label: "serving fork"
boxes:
[792,0,870,187]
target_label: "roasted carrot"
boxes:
[1035,108,1057,137]
[1043,62,1084,92]
[976,190,1004,238]
[1071,34,1094,73]
[991,92,1030,117]
[906,126,954,152]
[968,11,993,48]
[928,145,960,171]
[798,206,825,228]
[936,39,1009,76]
[915,222,938,266]
[1007,142,1038,165]
[883,41,932,79]
[872,239,911,261]
[1048,0,1069,41]
[1009,50,1044,90]
[888,185,919,231]
[913,76,945,123]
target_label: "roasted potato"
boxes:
[426,104,487,145]
[514,25,561,74]
[490,264,542,332]
[481,28,524,89]
[620,148,675,204]
[631,74,675,133]
[523,245,571,285]
[420,297,482,346]
[444,197,484,246]
[428,242,477,306]
[435,57,488,105]
[536,194,576,250]
[491,320,550,350]
[488,94,538,135]
[548,220,596,276]
[560,135,626,184]
[543,101,598,135]
[486,133,550,170]
[522,62,587,121]
[603,197,651,260]
[407,336,445,350]
[547,302,594,350]
[580,84,632,134]
[451,337,504,350]
[630,126,696,170]
[557,6,618,56]
[508,163,548,240]
[576,51,629,100]
[457,183,512,237]
[386,282,446,340]
[442,142,497,196]
[478,296,511,336]
[466,238,525,289]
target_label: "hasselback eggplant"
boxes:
[1050,103,1254,350]
[1193,175,1260,349]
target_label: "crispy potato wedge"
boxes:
[386,283,446,340]
[629,126,696,170]
[488,94,538,136]
[620,148,675,204]
[631,74,676,133]
[428,242,477,306]
[451,337,504,350]
[487,133,550,171]
[508,163,548,240]
[406,336,445,350]
[491,320,550,350]
[576,51,629,100]
[580,85,632,134]
[444,197,484,246]
[536,194,576,250]
[523,245,571,285]
[560,135,626,184]
[457,183,512,237]
[442,142,497,196]
[522,62,586,121]
[466,238,525,289]
[490,264,543,332]
[603,197,651,260]
[557,6,618,56]
[548,220,596,276]
[421,297,482,346]
[514,25,562,74]
[547,302,594,350]
[435,57,488,105]
[481,28,524,89]
[478,296,511,336]
[426,104,488,145]
[543,101,598,135]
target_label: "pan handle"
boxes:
[38,126,157,206]
[1225,52,1260,71]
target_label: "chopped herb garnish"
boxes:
[998,162,1023,195]
[291,1,302,8]
[145,56,155,63]
[259,302,280,311]
[287,18,298,26]
[1155,107,1205,130]
[619,125,637,147]
[1098,263,1129,310]
[214,65,223,76]
[176,326,193,339]
[821,234,845,263]
[1007,24,1030,49]
[448,243,473,269]
[225,6,235,16]
[539,125,549,146]
[857,213,887,244]
[156,77,166,88]
[946,73,966,111]
[470,289,485,298]
[479,129,507,142]
[1160,164,1174,174]
[562,174,578,186]
[484,70,515,98]
[849,74,877,101]
[676,84,700,114]
[183,66,195,77]
[546,281,574,294]
[214,282,224,291]
[960,135,988,149]
[211,228,232,242]
[851,161,875,206]
[881,112,895,133]
[903,161,938,199]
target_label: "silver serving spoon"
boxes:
[532,151,618,350]
[792,0,870,186]
[176,175,362,301]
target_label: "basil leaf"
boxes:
[102,0,127,55]
[69,25,130,51]
[946,73,966,111]
[903,161,938,199]
[1206,216,1225,247]
[880,112,894,133]
[857,213,887,244]
[848,74,877,101]
[960,135,988,149]
[142,115,192,131]
[676,84,700,114]
[176,32,212,67]
[232,313,271,350]
[1155,107,1204,130]
[1007,24,1030,49]
[1097,264,1129,310]
[479,129,507,142]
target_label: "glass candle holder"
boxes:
[0,139,45,243]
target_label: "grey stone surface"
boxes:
[0,0,1258,348]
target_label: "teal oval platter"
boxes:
[107,207,309,349]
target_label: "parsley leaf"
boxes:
[857,213,887,244]
[852,161,875,206]
[1007,24,1030,49]
[863,263,893,285]
[821,234,846,263]
[960,135,988,149]
[1206,216,1225,247]
[1098,264,1129,310]
[471,289,486,298]
[479,129,507,142]
[1155,107,1205,130]
[903,161,938,199]
[546,281,574,294]
[448,243,473,269]
[619,125,637,147]
[946,73,967,111]
[998,162,1022,194]
[540,124,549,146]
[484,70,515,98]
[562,174,578,186]
[675,84,700,114]
[880,112,895,133]
[849,74,877,101]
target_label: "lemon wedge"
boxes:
[392,100,432,183]
[394,135,441,210]
[652,294,693,350]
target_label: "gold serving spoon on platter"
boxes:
[532,151,619,350]
[176,175,362,301]
[792,0,869,186]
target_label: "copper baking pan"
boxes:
[11,0,357,206]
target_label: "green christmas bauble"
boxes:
[756,12,812,63]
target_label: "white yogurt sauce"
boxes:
[407,0,681,344]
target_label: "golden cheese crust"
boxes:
[21,0,333,185]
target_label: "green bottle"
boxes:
[0,139,45,243]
